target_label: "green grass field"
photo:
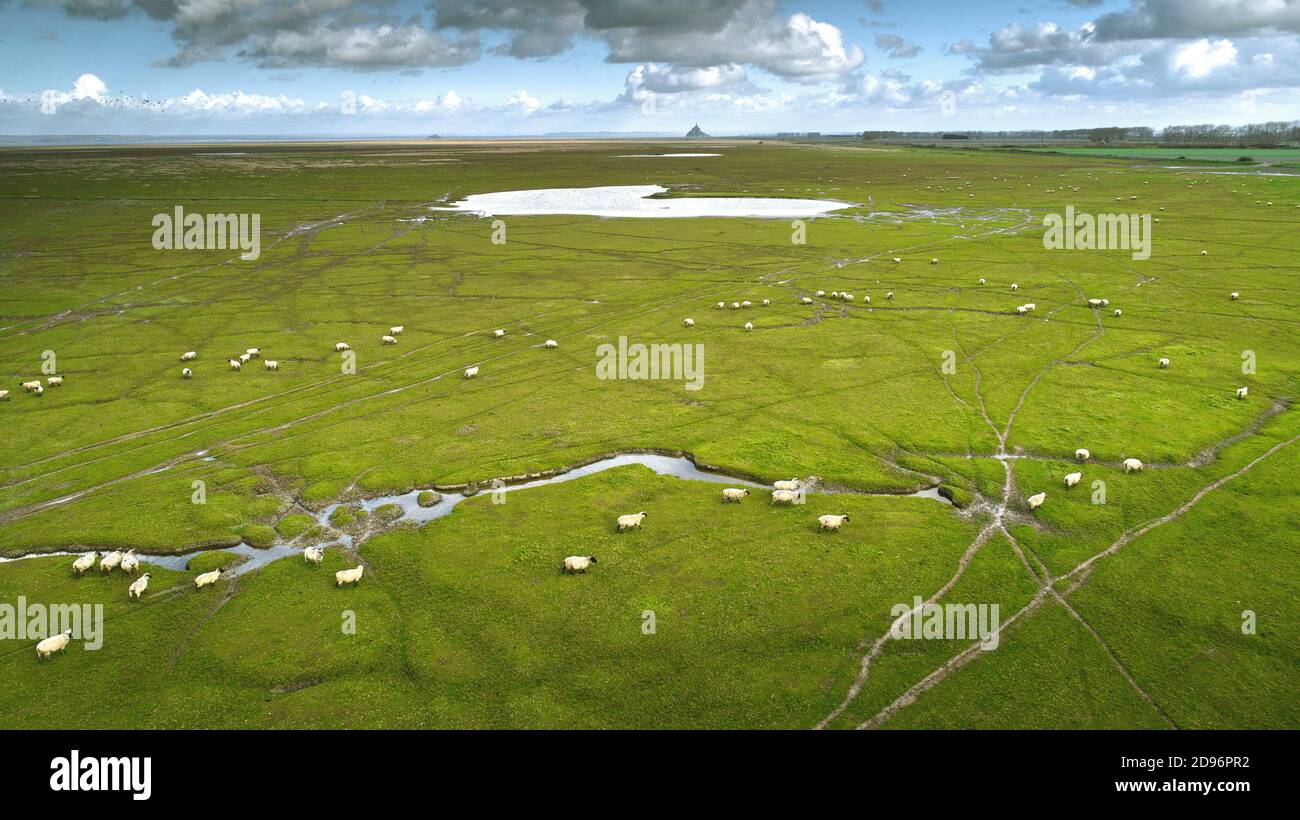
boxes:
[1022,145,1300,165]
[0,140,1296,728]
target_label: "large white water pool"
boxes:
[437,184,853,219]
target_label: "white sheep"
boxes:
[843,294,854,302]
[815,290,826,297]
[800,297,813,305]
[100,551,122,573]
[731,302,740,310]
[744,322,753,331]
[978,278,986,285]
[721,488,750,502]
[1158,358,1170,368]
[47,376,64,387]
[1236,387,1248,399]
[892,257,902,264]
[128,573,151,601]
[684,318,695,327]
[120,550,139,574]
[303,546,324,565]
[336,565,365,586]
[182,368,192,379]
[544,339,559,348]
[264,360,279,370]
[464,366,479,379]
[863,295,870,304]
[1023,303,1035,311]
[36,629,73,660]
[1010,283,1018,291]
[494,329,506,338]
[1113,309,1122,317]
[335,342,351,352]
[773,478,800,491]
[762,299,770,306]
[831,291,839,299]
[616,512,647,531]
[1016,305,1029,315]
[1075,448,1091,461]
[742,300,751,308]
[563,555,597,573]
[818,513,850,531]
[72,550,97,576]
[381,335,397,345]
[1027,492,1046,509]
[239,353,252,363]
[1065,472,1082,488]
[0,389,8,400]
[20,380,42,392]
[886,292,894,300]
[246,348,260,358]
[195,568,222,589]
[32,385,44,396]
[1230,292,1239,300]
[771,489,799,505]
[716,301,725,309]
[180,351,197,362]
[1123,458,1144,473]
[930,258,939,265]
[390,326,404,335]
[1201,250,1208,256]
[228,359,242,371]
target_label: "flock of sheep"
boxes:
[6,374,64,401]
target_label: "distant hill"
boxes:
[685,124,710,138]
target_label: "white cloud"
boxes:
[1171,37,1238,78]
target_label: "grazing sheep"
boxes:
[128,573,150,601]
[0,389,8,400]
[544,339,559,348]
[264,360,279,371]
[744,322,753,331]
[100,551,122,573]
[335,342,351,352]
[72,551,97,576]
[20,380,41,392]
[36,629,73,660]
[120,550,139,574]
[831,291,839,299]
[303,546,324,565]
[228,359,241,371]
[742,300,751,308]
[1011,283,1018,291]
[731,302,741,310]
[716,301,725,309]
[1101,299,1110,306]
[182,368,192,379]
[494,329,506,338]
[1123,458,1144,473]
[762,299,770,306]
[930,258,939,265]
[818,513,850,531]
[1016,305,1029,315]
[1201,250,1208,256]
[246,348,260,358]
[46,376,63,387]
[563,555,597,573]
[1230,292,1239,300]
[616,512,647,531]
[1158,358,1170,368]
[195,568,222,589]
[1065,472,1082,488]
[773,478,800,491]
[381,335,397,345]
[843,294,854,302]
[464,366,479,379]
[239,353,252,363]
[771,489,799,505]
[863,295,870,304]
[1075,448,1090,461]
[1027,492,1046,509]
[32,385,43,396]
[1023,303,1035,311]
[1088,298,1103,308]
[815,290,826,297]
[978,278,986,285]
[1113,309,1122,317]
[721,488,750,502]
[1236,387,1248,399]
[390,326,404,335]
[892,257,902,264]
[684,318,694,327]
[336,565,365,586]
[800,297,813,305]
[181,351,197,361]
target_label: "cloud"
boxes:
[1092,0,1300,41]
[874,32,921,58]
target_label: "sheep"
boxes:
[264,360,279,371]
[563,555,597,573]
[246,348,260,358]
[36,629,73,660]
[741,300,752,308]
[800,297,813,305]
[0,389,8,400]
[1236,387,1248,399]
[381,335,397,345]
[978,278,986,285]
[72,551,97,576]
[771,489,799,505]
[773,478,800,491]
[886,292,894,300]
[716,301,725,309]
[1065,472,1082,488]
[1113,309,1122,317]
[721,488,750,502]
[128,573,151,601]
[20,380,41,392]
[239,353,252,363]
[182,368,192,379]
[1158,358,1170,368]
[731,302,740,310]
[1200,250,1208,256]
[228,359,241,371]
[464,366,479,379]
[616,512,647,531]
[744,322,753,331]
[120,550,139,574]
[892,257,902,264]
[180,351,197,362]
[843,294,854,303]
[32,385,43,397]
[831,291,839,299]
[1027,492,1046,509]
[684,318,695,327]
[815,290,826,297]
[46,376,64,387]
[544,339,559,348]
[1011,283,1018,291]
[1016,305,1029,315]
[100,551,122,573]
[335,342,351,352]
[1230,292,1239,300]
[1101,299,1110,306]
[1023,303,1035,311]
[494,329,506,338]
[336,565,365,586]
[303,546,324,565]
[930,258,939,265]
[195,568,222,589]
[1075,448,1090,461]
[390,326,404,335]
[862,295,870,304]
[818,513,850,531]
[762,299,770,306]
[1122,458,1144,473]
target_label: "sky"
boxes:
[0,0,1297,136]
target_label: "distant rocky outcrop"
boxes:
[685,123,710,138]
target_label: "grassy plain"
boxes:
[0,140,1296,728]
